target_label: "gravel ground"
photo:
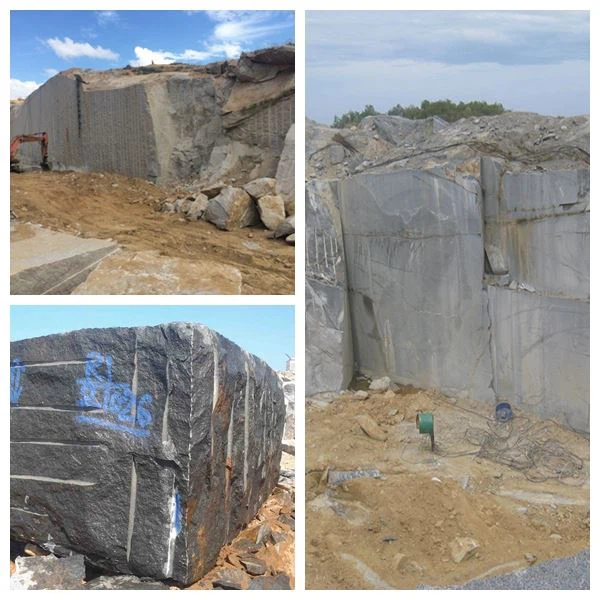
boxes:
[419,550,590,590]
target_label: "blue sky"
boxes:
[11,10,294,99]
[11,306,294,371]
[307,11,589,123]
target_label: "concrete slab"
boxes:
[11,223,118,295]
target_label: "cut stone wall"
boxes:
[338,171,494,401]
[10,323,285,584]
[306,159,589,431]
[10,46,295,186]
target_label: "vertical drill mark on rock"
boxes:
[126,458,137,562]
[212,343,219,411]
[162,359,170,445]
[131,335,138,424]
[225,394,235,538]
[164,481,182,578]
[243,361,251,494]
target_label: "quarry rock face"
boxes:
[306,113,589,431]
[305,180,353,396]
[10,323,285,584]
[10,45,295,188]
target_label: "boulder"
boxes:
[186,193,209,221]
[276,124,295,215]
[449,537,480,564]
[10,324,285,584]
[257,194,286,230]
[285,233,295,245]
[244,177,277,199]
[369,377,391,392]
[273,214,295,239]
[204,187,259,231]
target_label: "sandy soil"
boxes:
[11,171,294,295]
[306,388,589,589]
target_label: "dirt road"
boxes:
[306,389,589,589]
[11,171,294,295]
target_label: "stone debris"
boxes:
[355,415,387,441]
[10,324,285,585]
[354,390,369,400]
[10,554,86,590]
[449,537,480,564]
[327,469,382,486]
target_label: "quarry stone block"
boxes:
[243,177,276,199]
[204,187,259,231]
[338,170,494,401]
[305,180,353,395]
[488,286,589,431]
[10,324,285,584]
[257,194,286,230]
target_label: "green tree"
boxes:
[386,99,504,122]
[332,104,379,128]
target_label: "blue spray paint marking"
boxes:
[10,359,24,405]
[76,352,153,437]
[174,491,182,535]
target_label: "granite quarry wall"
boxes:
[306,158,589,431]
[10,46,295,186]
[10,323,285,584]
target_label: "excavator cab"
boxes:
[10,132,50,172]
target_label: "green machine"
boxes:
[416,411,435,450]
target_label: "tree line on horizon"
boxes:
[332,99,505,128]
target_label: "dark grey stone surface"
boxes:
[419,550,589,590]
[10,323,285,585]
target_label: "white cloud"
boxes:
[46,37,119,61]
[212,12,291,43]
[130,11,291,67]
[44,68,59,77]
[130,46,213,67]
[10,78,41,100]
[97,11,119,26]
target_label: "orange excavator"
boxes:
[10,132,50,172]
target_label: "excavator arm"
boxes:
[10,132,50,172]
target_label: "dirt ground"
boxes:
[10,171,294,295]
[306,388,589,589]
